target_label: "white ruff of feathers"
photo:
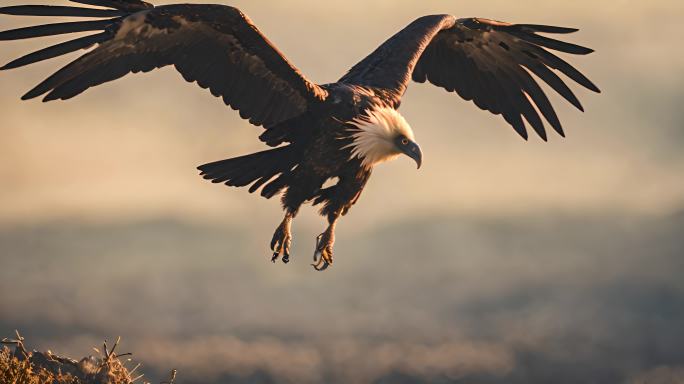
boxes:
[345,107,415,168]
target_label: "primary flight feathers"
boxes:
[0,1,599,140]
[1,2,328,129]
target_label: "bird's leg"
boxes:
[312,217,338,271]
[270,211,293,264]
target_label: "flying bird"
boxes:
[0,0,600,270]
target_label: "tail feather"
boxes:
[260,174,289,199]
[198,146,299,198]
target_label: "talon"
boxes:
[322,249,333,266]
[311,232,334,271]
[313,235,323,261]
[312,259,330,271]
[270,214,293,264]
[318,262,330,271]
[311,258,328,271]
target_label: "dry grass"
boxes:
[0,347,79,384]
[0,331,164,384]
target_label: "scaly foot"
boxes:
[312,229,334,271]
[270,216,292,264]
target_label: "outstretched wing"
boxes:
[340,15,600,140]
[0,1,328,129]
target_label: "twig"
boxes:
[161,369,177,384]
[1,330,28,358]
[108,336,121,359]
[129,362,141,375]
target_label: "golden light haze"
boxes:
[0,0,682,228]
[1,2,683,383]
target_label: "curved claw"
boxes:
[311,234,333,271]
[272,239,291,264]
[311,259,330,271]
[313,234,323,262]
[311,250,331,270]
[270,235,280,252]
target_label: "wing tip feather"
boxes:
[0,60,22,70]
[0,5,126,18]
[518,24,580,34]
[587,82,601,93]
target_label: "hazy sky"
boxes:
[1,1,683,383]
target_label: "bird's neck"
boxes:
[344,107,414,168]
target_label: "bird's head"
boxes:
[345,107,422,169]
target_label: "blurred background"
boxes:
[1,0,683,383]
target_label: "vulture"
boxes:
[0,1,600,270]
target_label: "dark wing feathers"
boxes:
[0,5,126,18]
[0,19,114,40]
[340,14,457,105]
[68,0,154,12]
[1,32,112,70]
[342,16,599,140]
[1,5,599,142]
[413,18,600,140]
[515,24,579,34]
[0,2,327,134]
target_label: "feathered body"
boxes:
[0,1,599,270]
[200,83,413,220]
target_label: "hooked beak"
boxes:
[403,141,422,169]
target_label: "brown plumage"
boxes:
[0,1,600,271]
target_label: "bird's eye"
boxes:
[401,138,409,145]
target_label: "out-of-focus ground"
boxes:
[2,214,684,383]
[0,0,683,383]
